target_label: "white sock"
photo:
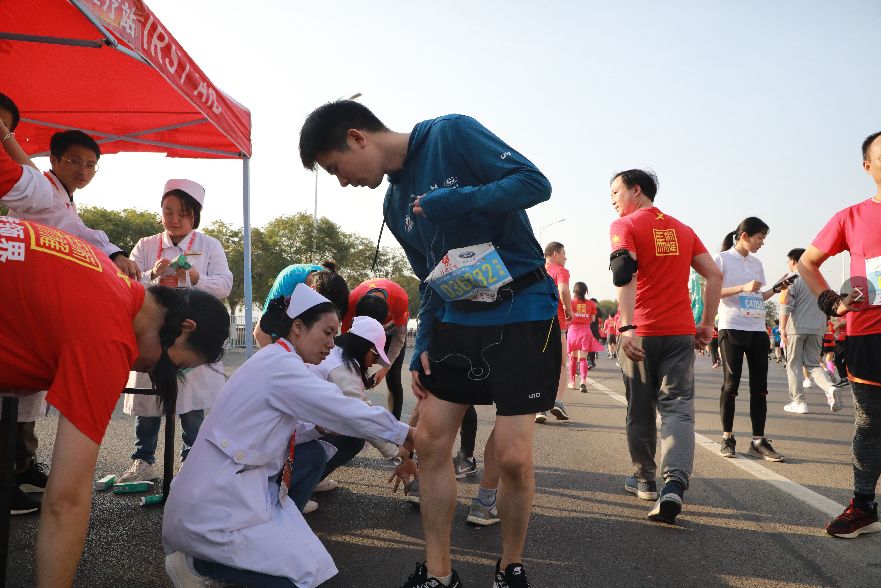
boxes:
[429,573,453,586]
[753,437,764,446]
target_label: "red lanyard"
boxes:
[156,231,197,263]
[276,339,296,488]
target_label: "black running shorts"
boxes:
[417,318,562,416]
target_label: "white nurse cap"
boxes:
[163,179,205,207]
[286,283,332,319]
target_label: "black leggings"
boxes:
[835,340,848,380]
[385,344,405,420]
[710,338,720,364]
[719,329,770,437]
[321,435,365,480]
[459,405,477,458]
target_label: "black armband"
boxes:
[618,324,637,333]
[818,289,843,317]
[609,249,637,287]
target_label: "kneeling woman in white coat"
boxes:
[162,284,414,588]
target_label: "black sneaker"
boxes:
[493,560,530,588]
[399,563,462,588]
[720,435,736,458]
[647,481,684,525]
[579,383,587,393]
[15,461,48,493]
[748,438,784,462]
[11,485,41,515]
[825,500,881,538]
[453,451,477,479]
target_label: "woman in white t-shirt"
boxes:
[714,217,788,463]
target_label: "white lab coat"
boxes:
[162,340,410,587]
[123,230,233,416]
[9,171,122,257]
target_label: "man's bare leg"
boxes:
[36,415,99,587]
[480,427,499,490]
[415,393,469,578]
[494,413,537,568]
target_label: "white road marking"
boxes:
[586,378,845,518]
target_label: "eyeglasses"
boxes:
[59,156,99,172]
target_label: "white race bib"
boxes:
[738,293,765,319]
[426,243,512,303]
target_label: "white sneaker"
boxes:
[826,388,842,413]
[165,551,221,587]
[566,381,576,390]
[302,500,318,514]
[802,378,813,389]
[783,402,810,414]
[314,478,339,492]
[117,459,158,483]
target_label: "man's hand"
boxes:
[619,331,645,362]
[388,458,418,494]
[695,324,713,348]
[742,280,762,293]
[781,331,789,348]
[564,308,573,322]
[410,352,431,400]
[837,288,864,315]
[412,195,425,217]
[114,255,140,280]
[187,267,200,286]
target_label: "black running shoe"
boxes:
[493,560,530,588]
[825,500,881,539]
[11,485,41,515]
[720,435,736,458]
[748,438,784,462]
[399,563,462,588]
[579,383,587,393]
[647,482,684,525]
[15,461,48,493]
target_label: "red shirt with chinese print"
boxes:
[0,217,144,444]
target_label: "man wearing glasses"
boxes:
[6,129,141,279]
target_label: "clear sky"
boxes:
[49,0,881,300]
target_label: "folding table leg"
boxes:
[0,397,20,585]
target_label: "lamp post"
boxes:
[538,218,566,244]
[312,92,362,262]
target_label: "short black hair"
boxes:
[354,294,389,324]
[544,242,564,257]
[162,189,203,229]
[611,169,658,201]
[0,92,21,131]
[787,248,805,263]
[306,269,350,316]
[299,101,389,169]
[862,131,881,161]
[50,130,101,159]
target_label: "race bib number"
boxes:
[426,243,512,303]
[866,255,881,306]
[738,293,765,319]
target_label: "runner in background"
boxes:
[710,324,721,368]
[715,217,786,462]
[538,241,572,423]
[834,318,849,385]
[567,282,603,393]
[798,130,881,539]
[605,312,620,361]
[587,298,602,369]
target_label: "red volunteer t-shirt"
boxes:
[0,217,144,444]
[609,207,708,337]
[342,278,410,333]
[0,146,24,195]
[811,198,881,337]
[545,263,570,330]
[570,298,596,326]
[604,316,618,336]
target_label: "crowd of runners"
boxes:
[1,93,880,588]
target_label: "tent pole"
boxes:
[243,157,254,357]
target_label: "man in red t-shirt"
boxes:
[539,241,572,423]
[604,313,620,360]
[609,169,721,525]
[342,278,410,419]
[0,216,229,585]
[799,130,881,539]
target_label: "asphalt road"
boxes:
[8,348,881,587]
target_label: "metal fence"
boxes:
[227,316,416,349]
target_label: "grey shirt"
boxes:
[779,275,825,335]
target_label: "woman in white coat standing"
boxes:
[163,284,414,588]
[117,179,233,483]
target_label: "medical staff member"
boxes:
[163,284,414,588]
[0,216,229,587]
[117,179,233,483]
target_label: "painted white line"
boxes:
[586,377,845,519]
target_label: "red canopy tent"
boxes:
[0,0,257,350]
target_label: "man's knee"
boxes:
[495,447,533,480]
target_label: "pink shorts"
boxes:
[567,323,604,354]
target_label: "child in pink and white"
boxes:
[568,282,605,392]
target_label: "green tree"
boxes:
[596,299,618,319]
[78,206,161,255]
[765,300,778,326]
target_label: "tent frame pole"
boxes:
[243,157,254,357]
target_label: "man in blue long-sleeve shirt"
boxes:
[300,101,559,588]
